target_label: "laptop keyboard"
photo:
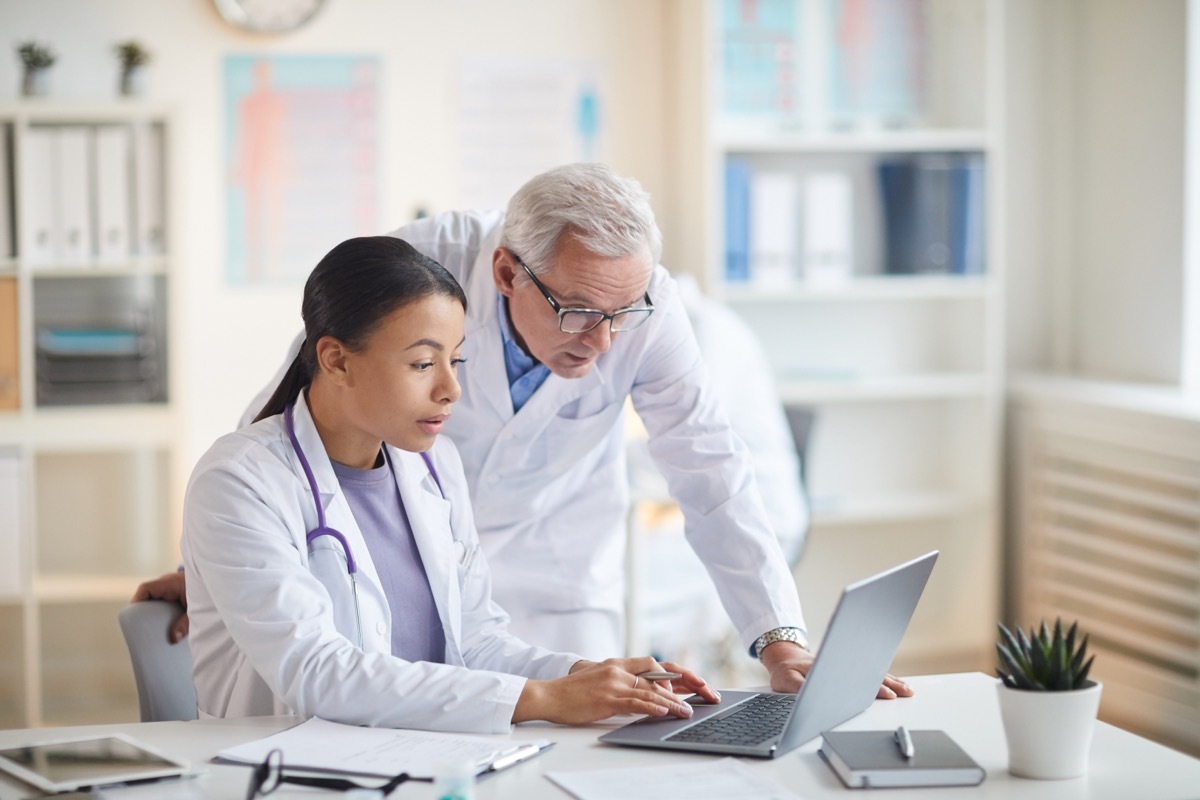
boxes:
[665,693,796,747]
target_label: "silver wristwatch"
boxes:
[753,627,808,660]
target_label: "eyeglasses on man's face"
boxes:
[512,252,654,334]
[245,748,413,799]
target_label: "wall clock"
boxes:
[212,0,327,34]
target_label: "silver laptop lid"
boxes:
[779,549,938,750]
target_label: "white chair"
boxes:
[117,600,198,722]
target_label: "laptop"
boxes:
[599,550,938,758]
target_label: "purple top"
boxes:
[331,455,446,664]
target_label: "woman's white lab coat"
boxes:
[181,394,580,734]
[244,211,806,660]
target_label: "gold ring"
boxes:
[633,675,640,689]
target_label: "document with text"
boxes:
[216,717,551,779]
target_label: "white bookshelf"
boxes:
[676,0,1006,673]
[0,102,181,728]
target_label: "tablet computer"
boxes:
[0,733,189,793]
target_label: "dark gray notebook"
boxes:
[819,730,985,788]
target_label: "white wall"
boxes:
[1004,0,1188,384]
[0,0,674,481]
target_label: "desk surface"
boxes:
[1,673,1197,799]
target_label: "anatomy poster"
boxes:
[225,55,380,285]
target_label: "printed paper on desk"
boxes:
[546,757,801,800]
[216,717,551,780]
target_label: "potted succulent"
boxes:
[115,40,151,96]
[16,40,56,97]
[995,617,1101,780]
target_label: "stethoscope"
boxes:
[284,402,444,650]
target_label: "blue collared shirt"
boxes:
[498,294,550,413]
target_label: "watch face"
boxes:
[213,0,326,33]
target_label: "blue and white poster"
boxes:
[225,55,380,285]
[458,58,607,211]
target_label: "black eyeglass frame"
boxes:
[511,251,654,334]
[245,748,416,799]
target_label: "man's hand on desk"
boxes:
[760,641,914,699]
[131,570,190,643]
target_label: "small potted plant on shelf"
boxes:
[115,40,151,97]
[995,617,1101,780]
[16,40,55,97]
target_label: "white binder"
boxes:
[802,172,853,285]
[0,452,22,598]
[749,172,799,287]
[55,126,93,265]
[22,127,58,267]
[94,125,133,264]
[132,123,165,257]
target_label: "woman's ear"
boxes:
[314,336,351,386]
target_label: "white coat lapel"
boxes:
[464,290,513,421]
[461,237,513,421]
[512,360,606,429]
[387,447,462,659]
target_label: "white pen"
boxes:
[483,743,543,772]
[894,725,915,759]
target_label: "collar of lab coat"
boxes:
[288,393,463,657]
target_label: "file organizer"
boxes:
[0,103,178,729]
[32,275,167,406]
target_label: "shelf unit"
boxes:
[0,103,180,728]
[686,0,1005,672]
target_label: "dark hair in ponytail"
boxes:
[253,236,467,423]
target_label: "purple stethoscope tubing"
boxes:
[284,402,445,648]
[285,402,364,647]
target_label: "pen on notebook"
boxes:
[894,726,915,759]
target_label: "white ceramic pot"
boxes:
[21,68,49,97]
[997,679,1103,780]
[120,66,146,97]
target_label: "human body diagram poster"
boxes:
[225,55,380,286]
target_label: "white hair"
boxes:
[500,163,663,276]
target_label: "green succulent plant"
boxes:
[996,617,1095,691]
[115,40,151,69]
[16,41,55,70]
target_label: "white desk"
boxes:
[1,673,1196,799]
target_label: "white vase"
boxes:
[120,66,146,97]
[997,679,1103,780]
[21,68,49,97]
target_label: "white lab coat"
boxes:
[244,210,805,659]
[183,393,580,733]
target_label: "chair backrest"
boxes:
[117,600,198,722]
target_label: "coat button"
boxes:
[376,621,386,636]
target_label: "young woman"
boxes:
[181,236,717,733]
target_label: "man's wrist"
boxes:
[753,627,808,661]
